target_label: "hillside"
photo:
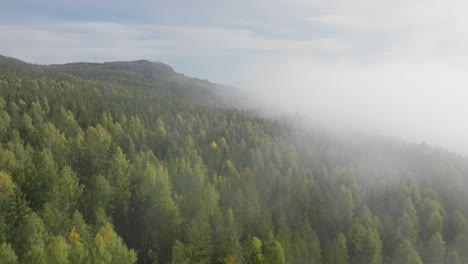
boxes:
[0,56,468,264]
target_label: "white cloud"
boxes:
[0,21,349,64]
[305,14,366,28]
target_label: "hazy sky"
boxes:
[1,0,468,154]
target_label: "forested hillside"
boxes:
[0,55,468,264]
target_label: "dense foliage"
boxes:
[0,55,468,263]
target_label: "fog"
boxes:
[235,58,468,155]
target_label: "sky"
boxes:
[1,0,468,154]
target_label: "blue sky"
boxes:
[2,0,468,154]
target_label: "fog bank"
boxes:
[236,58,468,155]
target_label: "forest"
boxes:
[0,55,468,264]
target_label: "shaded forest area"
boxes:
[0,55,468,263]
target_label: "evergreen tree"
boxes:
[391,239,422,264]
[326,233,348,264]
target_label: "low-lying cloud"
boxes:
[236,58,468,155]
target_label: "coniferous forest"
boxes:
[1,55,468,264]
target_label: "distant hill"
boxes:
[0,56,248,107]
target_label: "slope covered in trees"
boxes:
[0,55,468,263]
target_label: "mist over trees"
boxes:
[0,55,468,263]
